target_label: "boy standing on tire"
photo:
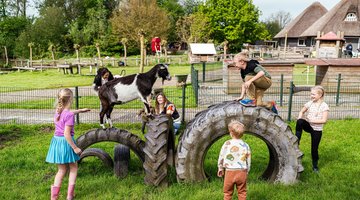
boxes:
[217,121,251,200]
[234,51,278,114]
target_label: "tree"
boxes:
[121,37,128,66]
[176,12,210,48]
[264,11,291,38]
[263,20,281,38]
[0,16,29,58]
[110,0,171,50]
[268,11,291,29]
[200,0,270,52]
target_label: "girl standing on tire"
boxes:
[296,85,329,173]
[46,88,90,200]
[217,121,251,200]
[154,92,181,134]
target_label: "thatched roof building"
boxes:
[301,0,360,37]
[275,2,327,38]
[275,0,360,50]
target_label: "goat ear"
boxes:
[160,66,166,69]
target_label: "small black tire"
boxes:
[79,148,113,168]
[114,144,130,178]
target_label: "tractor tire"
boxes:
[79,148,113,168]
[176,101,303,185]
[76,128,145,162]
[143,115,175,187]
[114,144,130,178]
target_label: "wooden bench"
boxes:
[57,64,76,74]
[13,66,42,71]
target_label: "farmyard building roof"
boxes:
[301,0,360,37]
[274,2,327,38]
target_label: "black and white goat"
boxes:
[98,63,171,128]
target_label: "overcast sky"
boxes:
[252,0,341,21]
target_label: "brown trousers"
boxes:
[244,75,272,108]
[223,170,248,200]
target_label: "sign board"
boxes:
[189,43,217,55]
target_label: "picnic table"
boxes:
[57,63,98,75]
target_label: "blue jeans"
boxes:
[173,122,181,135]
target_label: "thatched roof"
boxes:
[274,2,327,38]
[301,0,360,37]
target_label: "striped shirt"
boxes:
[218,139,251,171]
[304,100,329,131]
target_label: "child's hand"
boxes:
[81,108,91,113]
[73,147,82,155]
[217,169,224,177]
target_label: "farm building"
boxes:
[275,0,360,50]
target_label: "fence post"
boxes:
[181,84,186,124]
[75,86,80,125]
[336,73,342,106]
[194,69,199,105]
[202,62,206,82]
[287,81,294,122]
[280,74,284,106]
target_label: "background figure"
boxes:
[345,43,353,57]
[296,85,329,173]
[217,121,251,200]
[92,67,114,92]
[154,93,181,135]
[46,88,90,200]
[234,51,277,114]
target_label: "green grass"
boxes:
[1,120,359,199]
[293,64,316,85]
[0,64,192,89]
[0,85,197,109]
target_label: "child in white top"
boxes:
[218,121,251,200]
[296,85,329,172]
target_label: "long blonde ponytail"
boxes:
[56,88,73,121]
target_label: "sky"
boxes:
[252,0,341,21]
[27,0,341,20]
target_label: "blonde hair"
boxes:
[56,88,73,121]
[312,85,325,98]
[228,120,245,139]
[234,51,250,62]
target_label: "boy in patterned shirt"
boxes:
[217,121,251,200]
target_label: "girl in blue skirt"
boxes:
[46,88,90,200]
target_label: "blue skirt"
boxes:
[46,136,80,164]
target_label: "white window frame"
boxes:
[298,38,306,46]
[345,13,357,21]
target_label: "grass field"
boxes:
[0,119,359,199]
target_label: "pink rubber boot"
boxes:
[51,185,60,200]
[67,184,75,200]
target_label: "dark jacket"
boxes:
[240,60,260,80]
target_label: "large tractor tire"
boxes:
[176,101,303,185]
[79,148,114,168]
[143,115,175,187]
[114,144,130,178]
[76,128,145,162]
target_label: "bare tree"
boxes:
[268,11,292,29]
